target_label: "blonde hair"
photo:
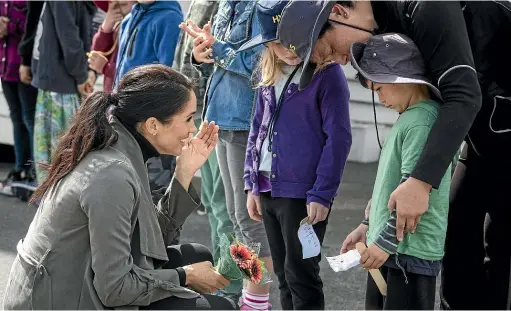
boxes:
[255,45,335,88]
[255,47,287,87]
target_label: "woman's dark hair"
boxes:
[337,1,354,8]
[31,64,195,203]
[356,72,370,88]
[318,1,355,38]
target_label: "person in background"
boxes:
[114,0,184,213]
[173,0,235,258]
[90,3,106,36]
[31,2,96,184]
[239,1,351,309]
[277,1,511,309]
[114,0,183,85]
[89,0,134,93]
[0,0,38,199]
[181,0,271,308]
[342,33,452,310]
[17,1,43,87]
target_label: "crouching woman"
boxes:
[2,64,236,310]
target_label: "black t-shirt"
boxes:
[371,1,511,187]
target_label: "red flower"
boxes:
[230,243,252,269]
[248,257,263,284]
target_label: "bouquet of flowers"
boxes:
[215,234,272,285]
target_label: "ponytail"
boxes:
[30,91,119,203]
[30,64,195,204]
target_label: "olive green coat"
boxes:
[3,119,201,309]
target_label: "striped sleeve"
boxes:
[374,174,410,254]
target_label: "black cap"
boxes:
[238,0,288,52]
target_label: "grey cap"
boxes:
[277,0,335,90]
[350,33,442,100]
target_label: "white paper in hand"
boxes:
[298,217,321,259]
[326,249,361,272]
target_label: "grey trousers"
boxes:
[216,130,271,258]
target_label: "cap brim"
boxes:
[349,42,366,70]
[298,1,336,91]
[238,34,275,52]
[349,42,442,100]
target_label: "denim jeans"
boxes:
[1,80,37,171]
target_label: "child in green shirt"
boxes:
[341,33,452,310]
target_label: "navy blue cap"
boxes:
[237,0,288,52]
[277,0,335,90]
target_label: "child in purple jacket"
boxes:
[238,1,352,309]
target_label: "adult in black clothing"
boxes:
[18,1,43,85]
[278,1,511,310]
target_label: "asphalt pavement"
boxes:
[0,161,439,309]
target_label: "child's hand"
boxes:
[88,51,108,73]
[179,20,215,44]
[359,243,389,270]
[180,20,215,64]
[192,37,214,64]
[247,190,262,222]
[0,17,9,38]
[103,3,123,33]
[19,65,32,85]
[307,202,329,225]
[341,224,368,254]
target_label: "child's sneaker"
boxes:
[11,180,37,202]
[0,170,22,197]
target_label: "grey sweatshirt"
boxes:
[31,1,96,94]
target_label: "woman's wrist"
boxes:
[183,265,194,286]
[176,267,187,287]
[174,167,194,191]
